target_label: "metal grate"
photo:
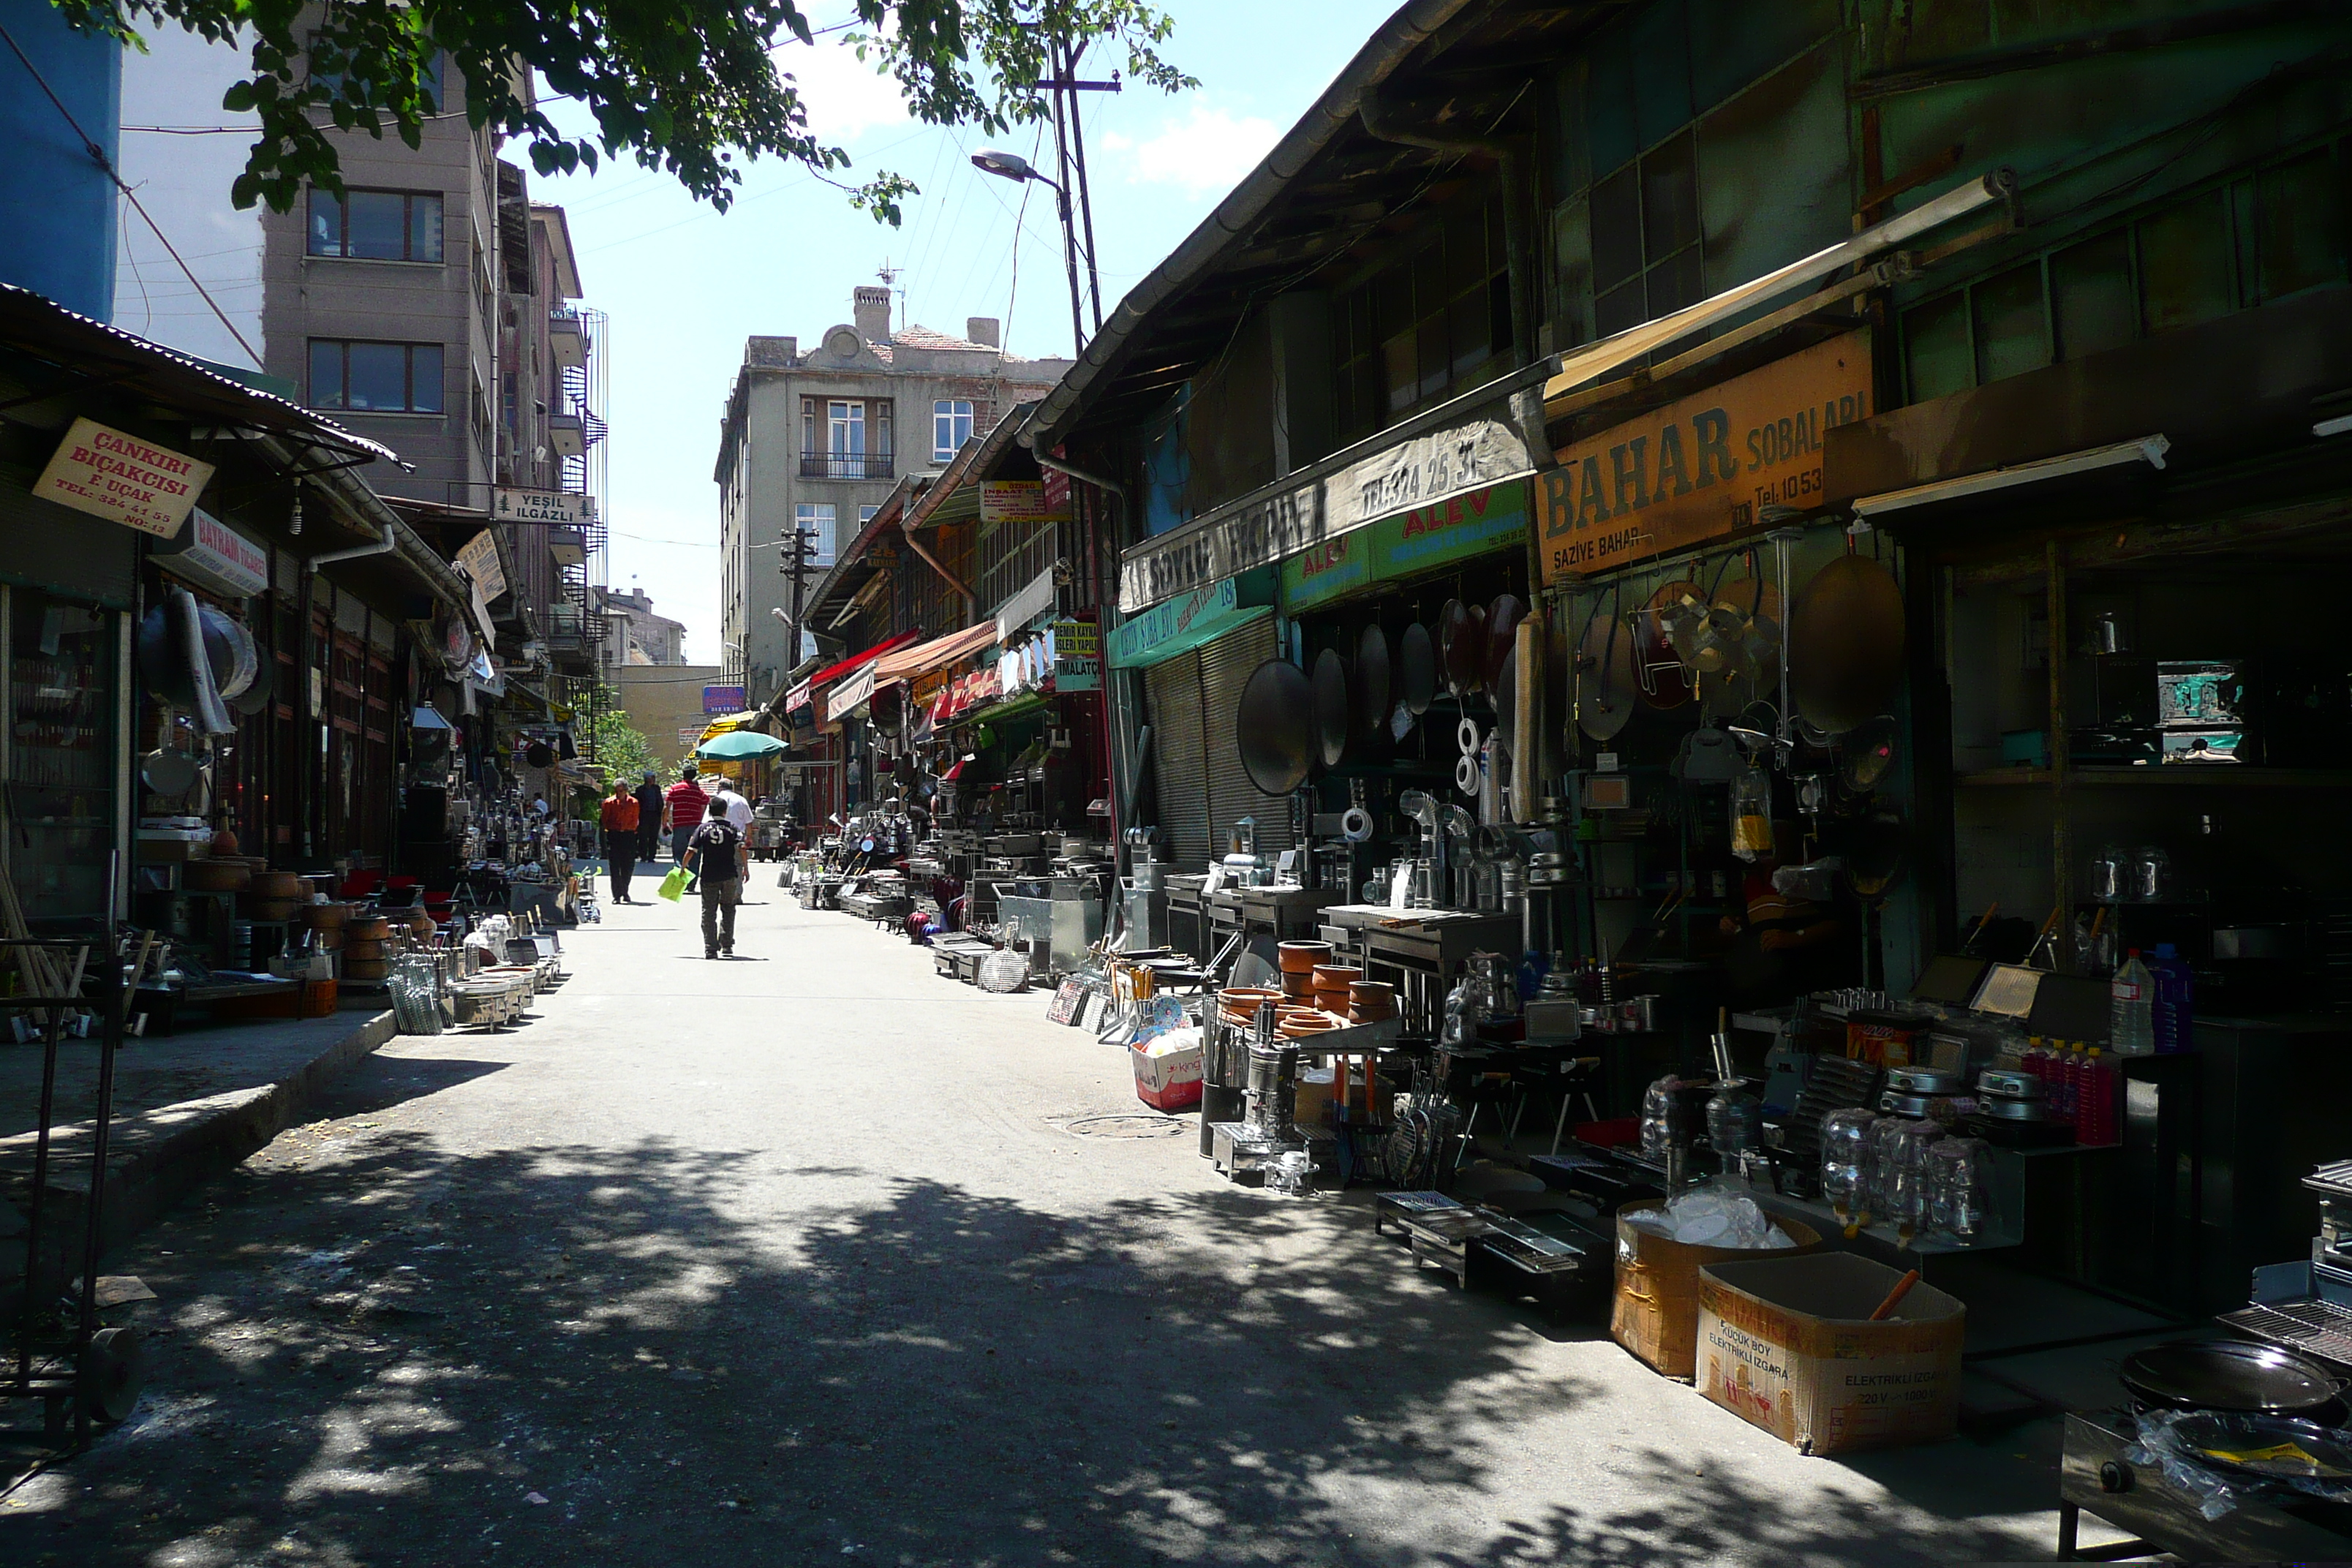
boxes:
[2305,1159,2352,1202]
[2219,1298,2352,1371]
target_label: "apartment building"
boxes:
[255,38,607,686]
[713,285,1071,698]
[598,584,689,666]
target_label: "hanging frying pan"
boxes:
[1311,647,1350,769]
[1577,609,1637,742]
[1483,595,1525,697]
[1637,581,1699,709]
[1789,553,1907,735]
[1352,623,1390,745]
[1398,622,1438,716]
[1841,715,1900,792]
[1235,657,1316,795]
[140,745,199,798]
[1844,811,1912,902]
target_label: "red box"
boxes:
[1130,1038,1202,1112]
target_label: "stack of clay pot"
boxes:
[306,901,350,954]
[1311,962,1361,1015]
[1346,979,1398,1025]
[342,913,395,981]
[1218,987,1283,1031]
[1276,941,1331,998]
[241,868,307,924]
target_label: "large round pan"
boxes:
[1484,595,1526,697]
[1398,622,1439,715]
[2120,1340,2346,1417]
[1790,554,1907,735]
[1311,647,1350,769]
[1353,624,1390,745]
[1441,599,1486,697]
[1236,658,1317,796]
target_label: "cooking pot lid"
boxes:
[1790,553,1907,735]
[1398,622,1438,715]
[1353,623,1391,744]
[1577,611,1637,741]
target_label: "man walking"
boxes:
[598,779,641,902]
[663,763,709,865]
[683,796,745,959]
[633,769,665,870]
[710,776,753,882]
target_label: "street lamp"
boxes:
[971,147,1090,355]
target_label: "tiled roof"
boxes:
[864,323,1034,361]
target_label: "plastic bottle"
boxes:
[2109,949,2156,1057]
[2082,1048,2116,1145]
[2022,1036,2050,1090]
[2052,1043,2081,1128]
[2149,942,2195,1055]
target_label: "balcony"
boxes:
[549,524,586,568]
[549,309,589,369]
[547,412,585,459]
[799,452,894,481]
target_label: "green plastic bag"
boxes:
[657,865,688,902]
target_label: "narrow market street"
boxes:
[8,886,2068,1567]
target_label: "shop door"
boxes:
[4,588,118,924]
[1144,652,1210,868]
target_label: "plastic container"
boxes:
[1864,1112,1910,1216]
[2079,1048,2117,1146]
[1640,1074,1684,1164]
[2110,949,2156,1056]
[2149,942,2195,1054]
[1819,1107,1874,1212]
[1926,1136,1991,1240]
[1887,1118,1946,1229]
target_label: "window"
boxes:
[795,502,837,568]
[308,340,444,413]
[933,399,974,461]
[1331,193,1510,441]
[799,398,892,478]
[306,188,443,263]
[858,505,880,525]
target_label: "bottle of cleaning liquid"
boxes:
[2109,949,2156,1057]
[2149,942,2195,1055]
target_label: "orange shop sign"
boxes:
[1537,331,1872,584]
[34,416,216,538]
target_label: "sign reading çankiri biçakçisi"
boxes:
[34,417,216,538]
[1537,331,1872,584]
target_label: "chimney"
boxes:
[853,286,892,344]
[965,316,1000,349]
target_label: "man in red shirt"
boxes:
[663,764,711,865]
[598,780,641,902]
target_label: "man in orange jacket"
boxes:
[598,780,641,902]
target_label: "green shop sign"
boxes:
[1280,479,1529,614]
[1106,566,1275,670]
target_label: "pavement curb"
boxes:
[7,1010,397,1294]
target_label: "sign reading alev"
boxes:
[1538,331,1872,584]
[34,417,215,537]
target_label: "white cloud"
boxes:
[1114,105,1279,195]
[777,34,909,143]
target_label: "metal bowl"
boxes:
[2120,1340,2348,1417]
[1887,1066,1967,1095]
[1975,1094,2061,1123]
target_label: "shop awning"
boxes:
[804,631,919,692]
[872,621,998,686]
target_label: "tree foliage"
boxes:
[51,0,1192,215]
[585,685,659,785]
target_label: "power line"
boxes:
[0,18,263,366]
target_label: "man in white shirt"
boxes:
[711,780,753,878]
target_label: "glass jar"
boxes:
[1820,1107,1874,1210]
[1888,1119,1947,1229]
[1863,1112,1911,1216]
[1927,1136,1992,1240]
[1640,1074,1684,1164]
[1707,1082,1761,1164]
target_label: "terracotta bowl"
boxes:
[1277,941,1334,974]
[1311,963,1362,990]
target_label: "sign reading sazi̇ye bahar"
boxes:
[1537,331,1872,584]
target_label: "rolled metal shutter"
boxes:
[1144,650,1211,870]
[1199,614,1295,860]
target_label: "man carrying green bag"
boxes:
[682,796,745,958]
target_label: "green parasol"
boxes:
[695,729,788,760]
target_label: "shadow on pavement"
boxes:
[28,1129,2040,1567]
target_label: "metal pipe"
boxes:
[306,521,396,568]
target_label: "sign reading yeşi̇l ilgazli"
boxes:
[1281,480,1529,612]
[34,417,216,538]
[1537,331,1873,584]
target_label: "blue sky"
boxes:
[527,0,1400,663]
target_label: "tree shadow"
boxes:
[19,1129,2048,1566]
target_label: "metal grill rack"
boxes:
[2217,1298,2352,1371]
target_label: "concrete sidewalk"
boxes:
[0,1006,398,1288]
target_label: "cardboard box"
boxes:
[1130,1035,1202,1112]
[1695,1252,1965,1455]
[1610,1205,1822,1380]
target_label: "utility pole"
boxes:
[783,525,820,671]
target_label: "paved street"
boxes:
[10,885,2067,1566]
